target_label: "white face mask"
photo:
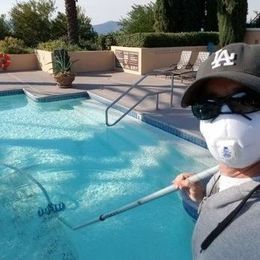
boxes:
[200,111,260,169]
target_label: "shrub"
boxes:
[0,37,30,54]
[114,32,219,47]
[97,33,118,50]
[78,38,98,50]
[37,39,82,51]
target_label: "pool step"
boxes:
[23,87,89,102]
[73,105,154,152]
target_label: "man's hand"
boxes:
[173,173,205,203]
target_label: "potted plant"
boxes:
[52,49,76,88]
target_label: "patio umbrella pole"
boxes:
[61,165,219,231]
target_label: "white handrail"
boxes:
[105,74,174,126]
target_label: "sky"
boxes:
[1,0,260,25]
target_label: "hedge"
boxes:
[0,37,32,54]
[37,40,82,52]
[114,32,219,48]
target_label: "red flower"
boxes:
[0,53,11,70]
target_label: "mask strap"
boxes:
[200,184,260,252]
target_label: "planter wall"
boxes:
[35,50,53,73]
[111,47,142,75]
[111,46,208,75]
[70,51,114,73]
[244,28,260,44]
[35,49,114,74]
[8,53,39,71]
[7,47,216,75]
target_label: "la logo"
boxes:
[211,49,236,69]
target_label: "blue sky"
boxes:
[1,0,259,25]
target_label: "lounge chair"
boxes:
[172,51,210,82]
[153,50,192,77]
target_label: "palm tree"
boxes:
[64,0,79,44]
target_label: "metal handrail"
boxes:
[105,74,173,126]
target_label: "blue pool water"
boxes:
[0,94,215,260]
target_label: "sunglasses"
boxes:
[191,91,260,120]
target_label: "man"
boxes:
[173,43,260,260]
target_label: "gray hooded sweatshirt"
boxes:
[192,173,260,260]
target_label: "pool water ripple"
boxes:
[0,94,215,260]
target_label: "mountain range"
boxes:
[93,21,121,34]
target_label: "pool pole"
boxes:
[61,165,219,230]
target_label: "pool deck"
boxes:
[0,70,204,146]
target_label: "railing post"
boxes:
[156,93,159,110]
[170,73,174,107]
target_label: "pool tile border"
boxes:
[0,89,24,96]
[141,115,207,148]
[88,92,207,149]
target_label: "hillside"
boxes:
[93,21,120,34]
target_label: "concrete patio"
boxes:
[0,70,203,145]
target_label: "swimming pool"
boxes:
[0,94,215,259]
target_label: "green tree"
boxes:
[217,0,247,46]
[154,0,205,33]
[0,15,11,39]
[154,0,177,32]
[181,0,205,32]
[10,0,55,47]
[205,0,218,31]
[64,0,79,44]
[119,3,155,33]
[50,11,67,39]
[77,7,97,41]
[50,7,97,44]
